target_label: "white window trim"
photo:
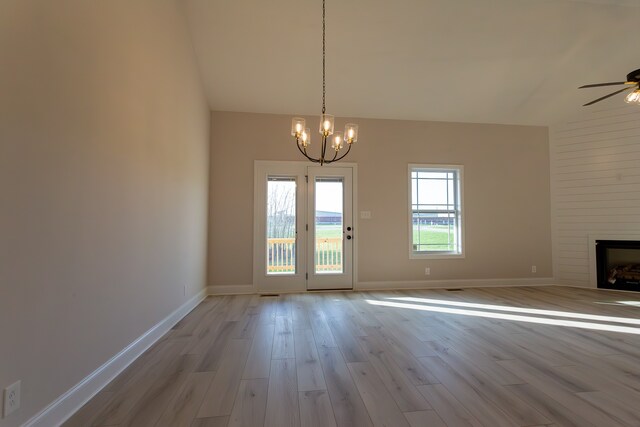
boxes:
[408,164,465,260]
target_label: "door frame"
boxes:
[253,160,358,293]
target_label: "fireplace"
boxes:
[596,240,640,291]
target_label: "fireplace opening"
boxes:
[596,240,640,292]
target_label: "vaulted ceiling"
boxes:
[182,0,640,126]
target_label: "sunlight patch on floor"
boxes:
[366,299,640,335]
[618,301,640,307]
[386,296,640,326]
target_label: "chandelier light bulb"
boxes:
[332,132,344,151]
[319,114,335,136]
[344,123,358,143]
[625,90,640,104]
[299,128,311,147]
[291,117,306,136]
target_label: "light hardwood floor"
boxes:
[64,286,640,427]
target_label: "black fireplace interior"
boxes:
[596,240,640,291]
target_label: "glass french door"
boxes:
[254,161,354,292]
[307,166,353,290]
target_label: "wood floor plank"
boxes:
[362,326,440,386]
[347,361,411,427]
[504,383,598,427]
[418,356,518,427]
[196,321,238,372]
[90,346,192,426]
[317,347,372,427]
[227,378,269,427]
[226,295,251,321]
[373,317,437,359]
[576,391,640,426]
[233,310,260,340]
[292,295,313,331]
[264,358,300,427]
[190,416,229,427]
[498,359,628,427]
[424,341,552,426]
[357,332,431,412]
[272,316,295,359]
[309,297,338,349]
[294,327,327,391]
[417,384,483,427]
[299,390,338,427]
[327,317,369,362]
[155,371,215,427]
[183,312,227,356]
[197,339,252,418]
[404,410,447,427]
[120,354,199,427]
[243,322,275,379]
[425,331,525,385]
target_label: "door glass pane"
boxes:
[315,177,343,274]
[267,177,296,275]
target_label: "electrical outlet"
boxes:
[531,265,537,274]
[3,380,21,418]
[425,267,431,275]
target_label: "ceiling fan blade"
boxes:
[583,86,635,106]
[578,82,629,89]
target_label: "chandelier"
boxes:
[290,0,359,165]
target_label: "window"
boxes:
[409,164,463,258]
[266,177,297,274]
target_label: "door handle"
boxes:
[346,235,352,240]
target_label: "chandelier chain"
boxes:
[322,0,326,114]
[290,0,357,165]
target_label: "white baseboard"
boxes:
[355,277,555,291]
[24,288,208,427]
[208,284,255,295]
[206,279,556,295]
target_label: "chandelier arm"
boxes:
[320,134,327,165]
[295,138,321,163]
[327,143,352,163]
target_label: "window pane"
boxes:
[315,178,343,274]
[267,177,296,274]
[412,212,456,251]
[417,171,448,179]
[416,178,449,208]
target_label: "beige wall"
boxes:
[0,1,209,426]
[209,111,552,288]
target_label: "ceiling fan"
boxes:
[579,68,640,106]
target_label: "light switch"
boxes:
[360,211,372,219]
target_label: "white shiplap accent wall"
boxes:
[550,105,640,287]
